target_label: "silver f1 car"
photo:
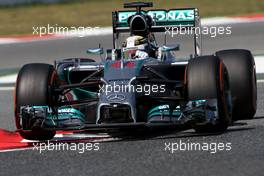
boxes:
[15,2,257,140]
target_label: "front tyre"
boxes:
[216,49,257,120]
[15,63,58,140]
[187,56,232,133]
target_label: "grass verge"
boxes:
[0,0,263,36]
[0,68,19,77]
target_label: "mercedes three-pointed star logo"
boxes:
[106,94,126,102]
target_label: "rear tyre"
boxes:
[15,63,58,140]
[187,56,232,133]
[216,49,257,120]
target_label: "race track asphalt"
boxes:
[0,82,263,176]
[0,21,263,68]
[0,21,263,176]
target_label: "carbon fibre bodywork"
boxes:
[19,56,220,131]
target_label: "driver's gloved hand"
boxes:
[134,50,149,59]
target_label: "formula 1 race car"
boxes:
[14,2,257,140]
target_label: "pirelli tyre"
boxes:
[187,56,232,133]
[15,63,58,140]
[216,49,257,120]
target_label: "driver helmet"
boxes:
[123,35,149,60]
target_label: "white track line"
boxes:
[0,147,33,153]
[201,17,264,26]
[0,87,14,91]
[0,74,17,84]
[1,136,119,153]
[255,56,264,73]
[20,133,112,143]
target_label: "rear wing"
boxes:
[112,8,199,33]
[112,7,202,56]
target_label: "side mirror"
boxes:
[87,46,104,61]
[158,44,180,61]
[86,48,104,55]
[160,44,180,52]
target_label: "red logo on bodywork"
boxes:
[110,61,136,69]
[110,61,121,68]
[125,61,136,68]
